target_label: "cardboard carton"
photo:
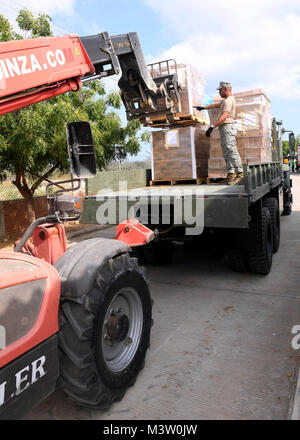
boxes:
[208,89,274,177]
[152,125,210,181]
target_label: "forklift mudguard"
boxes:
[54,238,130,300]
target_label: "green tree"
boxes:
[16,8,52,39]
[0,14,22,41]
[282,140,290,156]
[0,11,146,222]
[282,134,300,156]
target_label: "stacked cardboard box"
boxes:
[144,64,210,128]
[176,64,206,115]
[208,89,274,178]
[149,64,211,181]
[151,125,210,181]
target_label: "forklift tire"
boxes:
[55,238,153,409]
[262,197,280,253]
[142,240,174,265]
[247,207,273,275]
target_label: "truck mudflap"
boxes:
[0,335,59,420]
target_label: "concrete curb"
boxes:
[290,367,300,420]
[66,224,112,239]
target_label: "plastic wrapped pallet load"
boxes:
[151,125,210,182]
[144,63,210,128]
[208,89,275,178]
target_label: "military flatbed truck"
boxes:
[83,144,293,275]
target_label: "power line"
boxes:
[9,0,71,35]
[0,0,71,36]
[0,0,19,13]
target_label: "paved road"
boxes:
[26,176,300,420]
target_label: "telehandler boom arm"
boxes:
[0,31,179,120]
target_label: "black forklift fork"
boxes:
[80,32,180,121]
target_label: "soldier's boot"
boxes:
[222,173,236,185]
[233,171,244,185]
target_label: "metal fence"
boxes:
[0,179,47,201]
[0,173,75,201]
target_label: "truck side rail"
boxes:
[244,162,282,203]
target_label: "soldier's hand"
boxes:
[193,105,205,111]
[206,126,214,137]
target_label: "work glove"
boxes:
[205,126,214,137]
[193,105,205,111]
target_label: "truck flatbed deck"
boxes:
[82,162,284,229]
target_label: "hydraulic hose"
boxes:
[14,215,58,253]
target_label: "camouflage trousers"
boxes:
[219,123,243,174]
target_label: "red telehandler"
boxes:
[0,32,180,419]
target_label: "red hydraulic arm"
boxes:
[0,35,95,115]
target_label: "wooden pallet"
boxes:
[206,177,226,184]
[150,177,208,186]
[142,113,207,129]
[150,179,172,186]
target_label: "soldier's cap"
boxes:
[217,81,232,90]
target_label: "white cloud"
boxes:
[143,0,300,36]
[251,66,300,100]
[144,0,300,100]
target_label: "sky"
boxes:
[1,0,300,159]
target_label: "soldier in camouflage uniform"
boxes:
[195,81,243,184]
[219,122,243,178]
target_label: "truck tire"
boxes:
[55,238,153,409]
[142,240,174,265]
[247,207,273,275]
[262,198,280,253]
[227,247,248,272]
[282,204,292,216]
[282,188,292,216]
[129,246,146,265]
[206,230,229,258]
